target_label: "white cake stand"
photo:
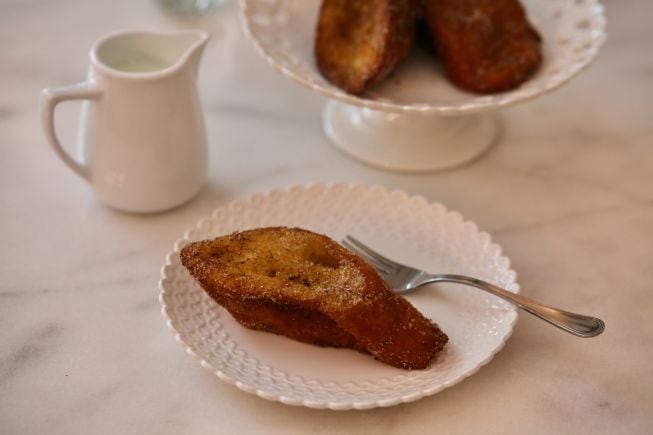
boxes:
[241,0,606,172]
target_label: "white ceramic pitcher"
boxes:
[40,30,210,213]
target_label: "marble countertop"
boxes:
[1,0,652,433]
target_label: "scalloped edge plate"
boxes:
[240,0,606,114]
[159,183,520,409]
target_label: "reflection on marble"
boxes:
[1,0,652,434]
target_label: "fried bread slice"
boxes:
[423,0,542,93]
[180,227,448,369]
[314,0,417,95]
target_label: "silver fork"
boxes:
[342,236,605,338]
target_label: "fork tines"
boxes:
[341,236,397,275]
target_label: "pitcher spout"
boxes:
[179,31,210,78]
[91,30,209,78]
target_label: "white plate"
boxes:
[241,0,606,114]
[159,184,519,409]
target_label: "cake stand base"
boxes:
[323,100,499,173]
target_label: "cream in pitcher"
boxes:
[40,31,210,213]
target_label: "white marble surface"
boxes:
[1,0,652,433]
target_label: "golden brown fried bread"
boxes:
[315,0,417,95]
[180,227,448,369]
[423,0,542,93]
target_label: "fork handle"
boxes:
[426,274,605,337]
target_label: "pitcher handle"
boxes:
[40,81,102,181]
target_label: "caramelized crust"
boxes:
[423,0,542,93]
[314,0,417,95]
[180,227,448,369]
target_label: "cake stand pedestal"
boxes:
[323,100,499,172]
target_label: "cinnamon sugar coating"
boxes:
[423,0,542,93]
[314,0,418,95]
[180,227,448,369]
